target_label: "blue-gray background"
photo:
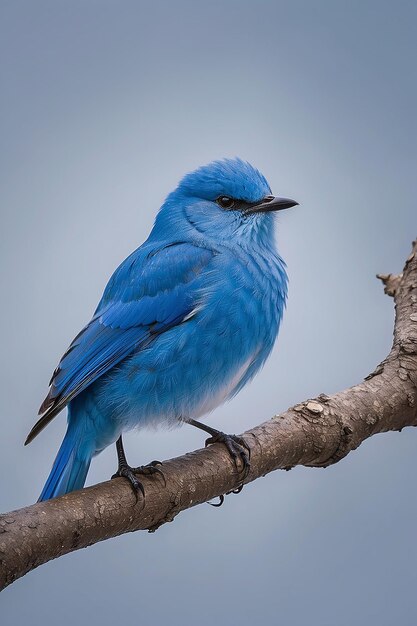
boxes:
[1,1,416,624]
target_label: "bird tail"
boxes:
[38,424,93,502]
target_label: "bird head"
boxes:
[152,158,297,243]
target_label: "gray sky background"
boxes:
[1,1,416,624]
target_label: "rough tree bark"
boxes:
[1,240,417,591]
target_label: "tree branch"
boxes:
[1,240,417,591]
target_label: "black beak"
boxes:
[245,195,298,215]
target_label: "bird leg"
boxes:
[111,436,165,500]
[186,419,251,481]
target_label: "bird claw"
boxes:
[208,494,225,507]
[205,432,251,480]
[205,432,250,507]
[111,465,145,502]
[207,483,245,507]
[132,461,166,486]
[111,461,166,501]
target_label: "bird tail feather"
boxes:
[38,425,93,502]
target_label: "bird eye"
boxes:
[216,196,235,210]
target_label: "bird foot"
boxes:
[132,460,166,485]
[112,460,165,501]
[112,464,145,500]
[205,431,251,480]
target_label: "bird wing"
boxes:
[25,242,214,444]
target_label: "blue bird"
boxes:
[25,158,297,501]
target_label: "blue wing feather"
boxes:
[25,242,214,444]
